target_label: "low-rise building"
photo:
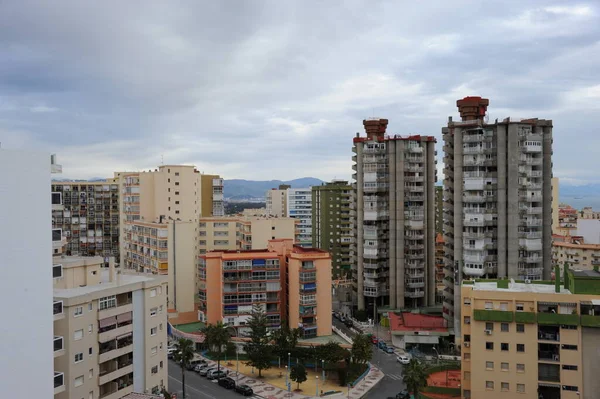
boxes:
[198,239,332,338]
[460,266,600,399]
[53,256,168,399]
[581,207,600,220]
[552,234,600,273]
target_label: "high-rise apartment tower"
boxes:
[442,96,553,334]
[352,119,437,311]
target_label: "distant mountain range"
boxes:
[224,177,324,200]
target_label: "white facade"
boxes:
[0,150,54,397]
[287,188,313,247]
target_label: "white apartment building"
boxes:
[1,150,57,397]
[53,256,168,399]
[266,185,289,217]
[287,188,313,247]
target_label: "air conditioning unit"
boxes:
[464,342,470,347]
[484,329,492,335]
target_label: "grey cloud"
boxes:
[0,0,599,182]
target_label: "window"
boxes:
[99,295,116,310]
[562,344,577,350]
[175,191,180,195]
[151,327,157,336]
[517,324,525,333]
[486,361,494,370]
[485,301,493,310]
[151,346,157,355]
[88,303,93,311]
[501,323,509,332]
[486,322,494,331]
[160,361,164,368]
[486,342,494,350]
[74,353,83,363]
[150,307,157,317]
[501,343,509,351]
[53,264,63,278]
[74,376,84,387]
[175,210,180,214]
[159,342,163,350]
[464,390,471,398]
[175,201,179,205]
[150,288,157,297]
[501,362,509,371]
[88,324,93,333]
[89,347,93,355]
[175,172,179,176]
[562,365,578,370]
[159,323,163,330]
[74,329,83,340]
[563,386,579,392]
[89,369,94,378]
[517,363,525,373]
[464,334,471,342]
[486,381,494,390]
[89,392,94,399]
[175,182,179,186]
[500,302,508,311]
[516,303,524,311]
[464,371,470,380]
[517,383,525,393]
[159,305,163,313]
[158,286,162,295]
[151,366,158,374]
[517,344,525,352]
[464,298,471,305]
[464,352,470,361]
[501,382,509,392]
[464,316,471,324]
[74,306,83,317]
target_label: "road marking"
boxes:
[387,374,403,381]
[168,374,217,399]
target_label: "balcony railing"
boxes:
[54,336,64,352]
[54,372,64,389]
[538,351,560,362]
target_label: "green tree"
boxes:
[202,321,231,371]
[350,333,372,364]
[225,341,237,359]
[290,364,308,390]
[318,341,349,367]
[354,309,368,322]
[270,322,301,358]
[243,305,273,377]
[403,359,428,397]
[172,338,194,399]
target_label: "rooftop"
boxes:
[54,269,166,299]
[53,255,104,268]
[469,280,571,294]
[389,312,448,333]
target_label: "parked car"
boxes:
[388,390,410,399]
[378,341,387,349]
[199,367,215,376]
[344,319,353,328]
[218,377,236,389]
[207,369,227,380]
[370,336,379,344]
[396,355,410,365]
[194,364,208,373]
[234,384,254,396]
[339,315,346,323]
[167,348,176,359]
[385,346,395,354]
[186,359,205,371]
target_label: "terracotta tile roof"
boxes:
[389,312,448,333]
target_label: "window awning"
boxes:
[117,332,132,340]
[303,283,317,290]
[99,316,117,329]
[117,312,132,323]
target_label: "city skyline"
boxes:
[1,1,599,183]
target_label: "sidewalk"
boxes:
[196,355,384,399]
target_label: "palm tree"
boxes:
[402,359,428,398]
[172,338,194,398]
[202,321,231,372]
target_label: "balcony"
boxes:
[474,309,514,322]
[99,372,134,399]
[463,134,484,143]
[406,290,425,298]
[53,300,64,321]
[538,343,560,363]
[99,320,133,343]
[54,336,64,358]
[538,325,560,342]
[537,312,579,326]
[98,294,133,320]
[406,280,425,289]
[99,357,134,385]
[99,335,134,363]
[54,372,65,395]
[515,312,536,324]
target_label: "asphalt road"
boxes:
[332,316,406,399]
[168,359,258,399]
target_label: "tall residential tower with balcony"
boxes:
[287,188,313,247]
[442,96,553,334]
[351,119,437,311]
[312,180,353,278]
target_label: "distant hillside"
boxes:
[224,177,324,199]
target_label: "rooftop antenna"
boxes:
[161,154,164,165]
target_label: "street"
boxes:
[168,360,259,399]
[332,317,406,399]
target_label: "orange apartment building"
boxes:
[198,239,332,338]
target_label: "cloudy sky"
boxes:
[1,1,599,184]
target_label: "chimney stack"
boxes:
[456,96,489,121]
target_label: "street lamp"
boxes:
[236,346,239,385]
[322,359,325,382]
[287,352,291,381]
[285,365,288,385]
[179,351,186,399]
[315,376,319,397]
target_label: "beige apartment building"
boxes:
[200,174,225,217]
[198,215,297,253]
[117,165,217,314]
[552,234,600,272]
[198,239,332,338]
[266,184,290,217]
[460,266,600,399]
[53,256,168,399]
[443,96,553,335]
[580,207,600,219]
[52,180,120,263]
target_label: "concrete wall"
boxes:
[0,150,53,397]
[168,221,198,313]
[582,327,600,399]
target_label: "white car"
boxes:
[396,355,411,365]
